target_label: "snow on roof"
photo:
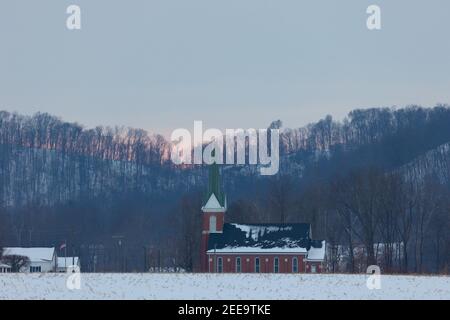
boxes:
[0,263,11,268]
[306,241,326,261]
[57,257,79,268]
[202,194,225,212]
[3,247,55,262]
[232,224,294,242]
[207,246,308,254]
[208,223,311,253]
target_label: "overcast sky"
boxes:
[1,0,450,136]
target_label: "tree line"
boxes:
[1,106,450,273]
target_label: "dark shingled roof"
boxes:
[207,223,313,252]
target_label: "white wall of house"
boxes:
[56,257,80,273]
[25,259,56,273]
[0,264,12,273]
[3,248,57,273]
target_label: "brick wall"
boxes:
[207,254,311,273]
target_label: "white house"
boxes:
[2,247,57,273]
[57,257,80,272]
[0,263,12,273]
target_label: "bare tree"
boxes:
[377,173,403,272]
[267,175,293,224]
[2,255,30,272]
[333,168,384,268]
[413,177,444,273]
[395,180,416,273]
[331,177,357,272]
[177,193,202,272]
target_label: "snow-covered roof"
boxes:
[202,194,226,212]
[306,241,326,261]
[0,263,11,268]
[208,246,308,254]
[207,223,312,253]
[233,224,294,241]
[3,247,55,262]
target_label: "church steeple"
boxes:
[204,162,226,208]
[200,162,227,272]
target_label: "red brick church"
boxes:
[200,163,326,273]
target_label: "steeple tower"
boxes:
[200,162,226,272]
[202,162,226,211]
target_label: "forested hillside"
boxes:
[0,106,449,274]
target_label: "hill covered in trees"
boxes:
[0,106,449,274]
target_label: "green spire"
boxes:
[204,162,225,207]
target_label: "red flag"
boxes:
[60,243,67,250]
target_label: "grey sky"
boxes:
[1,0,450,136]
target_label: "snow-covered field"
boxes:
[0,273,449,300]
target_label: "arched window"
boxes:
[209,215,217,233]
[217,257,223,273]
[255,257,260,273]
[236,257,241,273]
[274,257,279,273]
[292,257,299,273]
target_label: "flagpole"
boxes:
[65,240,67,268]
